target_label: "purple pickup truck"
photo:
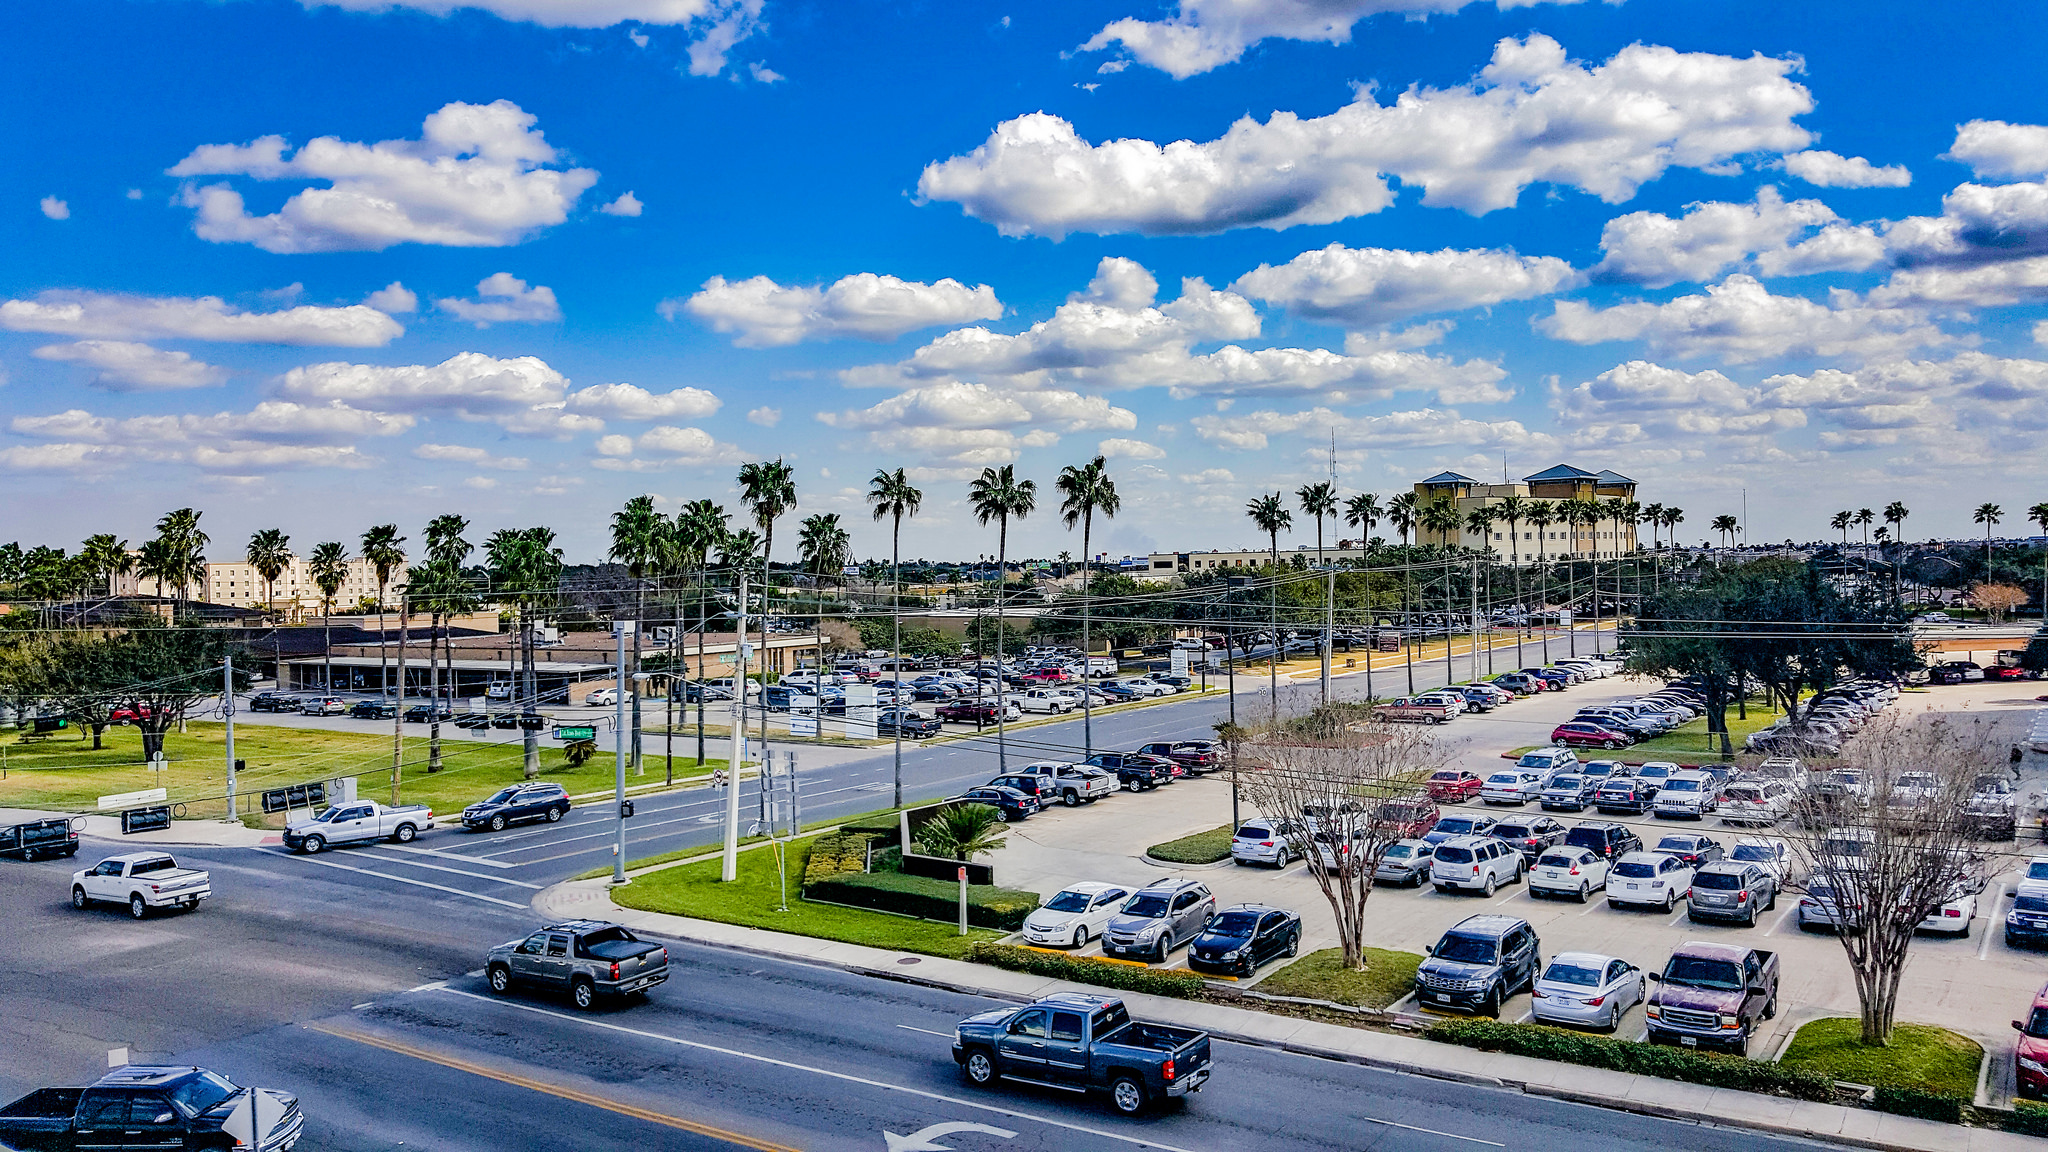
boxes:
[1643,941,1779,1055]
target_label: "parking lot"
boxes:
[977,674,2048,1095]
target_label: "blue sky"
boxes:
[5,0,2047,563]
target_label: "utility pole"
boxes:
[1470,557,1482,683]
[613,619,631,885]
[222,656,237,822]
[721,570,748,883]
[391,596,406,806]
[1320,565,1334,705]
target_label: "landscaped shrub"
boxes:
[1146,824,1234,864]
[1426,1019,1833,1102]
[800,832,873,886]
[1873,1086,1965,1123]
[840,813,901,848]
[805,871,1040,930]
[965,942,1206,999]
[1999,1102,2048,1137]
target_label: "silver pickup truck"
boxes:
[284,800,435,853]
[487,920,670,1010]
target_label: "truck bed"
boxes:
[583,939,663,962]
[1097,1022,1204,1054]
[0,1086,83,1119]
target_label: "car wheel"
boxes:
[547,806,566,823]
[1062,791,1080,808]
[301,834,326,854]
[71,886,88,910]
[1577,883,1590,904]
[993,808,1011,823]
[1763,993,1778,1020]
[963,1049,997,1087]
[572,979,597,1011]
[1125,779,1142,793]
[1072,926,1089,948]
[393,823,417,843]
[1110,1076,1149,1116]
[1764,888,1777,911]
[1285,931,1300,958]
[1233,858,1247,867]
[129,894,148,920]
[1482,874,1496,897]
[1481,988,1501,1018]
[489,814,508,832]
[488,965,512,994]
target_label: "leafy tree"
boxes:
[1974,502,2003,570]
[867,467,923,806]
[108,625,253,763]
[150,509,209,608]
[79,534,132,599]
[610,495,664,774]
[1296,480,1336,559]
[487,527,563,778]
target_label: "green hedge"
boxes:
[1873,1086,1965,1123]
[805,871,1040,930]
[1999,1102,2048,1137]
[840,814,902,848]
[1147,824,1235,864]
[1425,1019,1833,1102]
[965,942,1207,999]
[801,832,873,886]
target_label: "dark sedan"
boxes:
[878,709,942,739]
[955,785,1039,823]
[350,700,397,720]
[404,703,455,723]
[1095,682,1142,703]
[1491,816,1568,861]
[1652,833,1724,869]
[1187,904,1301,977]
[1594,778,1658,814]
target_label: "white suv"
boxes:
[1430,835,1524,896]
[1653,771,1718,819]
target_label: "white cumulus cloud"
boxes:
[1097,437,1165,459]
[673,272,1004,347]
[564,382,721,420]
[592,424,747,470]
[1781,150,1910,188]
[40,196,69,220]
[746,406,781,427]
[1944,120,2048,180]
[0,289,403,346]
[919,35,1814,238]
[1759,353,2048,454]
[1551,360,1805,446]
[2,399,408,474]
[1883,178,2048,273]
[1540,275,1954,364]
[599,191,643,216]
[31,340,229,391]
[1592,187,1881,287]
[437,272,563,325]
[275,351,601,437]
[169,100,598,253]
[1191,406,1543,453]
[413,443,529,469]
[1233,243,1576,325]
[365,282,418,313]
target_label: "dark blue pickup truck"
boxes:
[953,992,1212,1115]
[0,1065,303,1151]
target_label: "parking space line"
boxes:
[273,850,529,909]
[1981,894,2008,960]
[360,851,543,888]
[1665,907,1690,928]
[1762,906,1798,937]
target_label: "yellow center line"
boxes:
[303,1021,800,1152]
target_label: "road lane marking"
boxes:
[305,1022,799,1152]
[381,844,519,869]
[431,986,1204,1152]
[1364,1116,1506,1147]
[360,851,543,888]
[272,851,529,909]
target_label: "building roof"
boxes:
[1523,463,1601,483]
[1420,470,1479,485]
[1595,469,1636,485]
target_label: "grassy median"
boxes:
[1148,823,1235,864]
[1779,1018,1983,1097]
[1254,947,1422,1008]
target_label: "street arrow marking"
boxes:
[883,1121,1017,1151]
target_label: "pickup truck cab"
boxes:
[1018,687,1078,714]
[1374,696,1451,724]
[1645,941,1778,1054]
[1014,761,1118,806]
[1082,751,1176,791]
[285,800,435,853]
[954,993,1212,1116]
[0,1065,302,1152]
[72,853,210,919]
[487,919,670,1010]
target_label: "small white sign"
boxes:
[1170,648,1191,678]
[98,787,168,810]
[107,1047,128,1068]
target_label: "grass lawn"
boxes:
[0,721,722,817]
[1780,1018,1984,1096]
[1148,823,1235,864]
[611,832,1002,959]
[1254,947,1423,1009]
[1626,700,1786,757]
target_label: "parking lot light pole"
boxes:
[613,620,632,885]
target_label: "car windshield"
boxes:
[1517,757,1554,769]
[1692,871,1744,890]
[1487,774,1520,785]
[1543,963,1602,988]
[1548,776,1584,790]
[1656,839,1697,853]
[1613,861,1656,878]
[1663,779,1700,792]
[1732,845,1777,863]
[485,788,520,804]
[1433,934,1496,964]
[1385,845,1416,859]
[1435,846,1473,864]
[169,1071,239,1117]
[1638,766,1672,779]
[1045,890,1094,913]
[1123,894,1170,918]
[1210,911,1260,936]
[1663,956,1743,990]
[1495,825,1533,839]
[1436,818,1481,834]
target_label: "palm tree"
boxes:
[78,533,131,599]
[1854,508,1875,555]
[1245,492,1293,719]
[1711,514,1740,550]
[2029,501,2048,622]
[1387,491,1419,693]
[1974,502,2003,572]
[307,543,349,692]
[1660,506,1685,550]
[1419,498,1462,549]
[360,525,407,701]
[151,508,209,610]
[1056,457,1120,758]
[245,529,292,619]
[797,512,852,708]
[917,802,1010,858]
[1883,501,1910,600]
[420,514,474,774]
[1296,481,1337,564]
[1526,500,1556,656]
[1343,492,1380,545]
[486,527,563,778]
[1641,502,1665,552]
[969,465,1037,769]
[867,469,923,807]
[610,495,664,776]
[135,538,175,599]
[738,459,796,749]
[1831,511,1853,545]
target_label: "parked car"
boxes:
[486,919,669,1010]
[583,687,632,706]
[284,800,435,853]
[1480,771,1545,805]
[1456,686,1500,712]
[1108,677,1174,698]
[1593,777,1657,815]
[1633,762,1681,789]
[1608,851,1695,911]
[2014,980,2048,1098]
[1101,879,1215,963]
[1715,781,1794,826]
[1532,952,1644,1031]
[1415,914,1542,1017]
[1375,797,1441,839]
[1429,835,1524,895]
[247,691,302,712]
[1020,881,1132,948]
[0,1066,303,1152]
[1563,821,1642,862]
[956,785,1041,823]
[1686,862,1777,925]
[1018,687,1079,715]
[1491,816,1568,861]
[403,703,454,723]
[1651,833,1724,869]
[462,782,571,832]
[1551,721,1634,749]
[1187,904,1301,977]
[1516,747,1580,777]
[1727,837,1795,888]
[1424,814,1498,846]
[1136,741,1219,774]
[1425,769,1486,803]
[1082,752,1176,791]
[1012,761,1117,806]
[1965,775,2021,840]
[1375,696,1453,724]
[2009,881,2048,950]
[1530,846,1609,902]
[936,700,1020,725]
[1652,771,1720,819]
[1915,880,1980,937]
[1375,839,1437,886]
[1490,672,1544,695]
[1797,880,1864,932]
[1230,819,1304,868]
[1578,759,1629,785]
[300,696,347,715]
[952,992,1213,1116]
[349,699,397,720]
[877,709,943,739]
[1538,774,1599,812]
[1644,941,1778,1055]
[982,773,1062,807]
[70,853,210,919]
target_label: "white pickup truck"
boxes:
[1014,760,1119,806]
[284,800,435,854]
[71,852,211,919]
[1018,687,1079,714]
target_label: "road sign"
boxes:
[553,725,597,741]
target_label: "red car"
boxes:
[1136,741,1219,774]
[1992,665,2040,680]
[2015,981,2048,1099]
[935,701,1009,724]
[1425,769,1485,803]
[1375,797,1441,839]
[109,704,157,725]
[1550,720,1633,749]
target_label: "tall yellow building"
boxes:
[1414,464,1640,559]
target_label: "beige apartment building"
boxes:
[114,554,402,617]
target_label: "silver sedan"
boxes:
[1530,952,1645,1031]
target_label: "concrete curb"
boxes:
[1140,852,1235,870]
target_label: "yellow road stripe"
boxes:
[304,1021,799,1152]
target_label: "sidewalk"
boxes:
[535,872,2037,1152]
[1,806,278,848]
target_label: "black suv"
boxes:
[1415,915,1542,1017]
[1563,822,1642,861]
[1594,777,1658,815]
[1082,752,1175,791]
[462,782,572,831]
[350,700,398,720]
[1490,817,1568,861]
[1187,904,1301,977]
[247,691,301,713]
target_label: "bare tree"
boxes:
[1239,705,1451,971]
[1782,710,1998,1045]
[1967,581,2028,625]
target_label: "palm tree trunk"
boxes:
[1080,513,1094,759]
[891,515,903,809]
[521,607,539,779]
[1269,530,1279,722]
[696,573,707,766]
[322,600,332,693]
[428,610,442,772]
[759,528,773,763]
[631,583,644,776]
[996,519,1009,772]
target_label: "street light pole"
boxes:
[222,656,237,823]
[722,570,749,883]
[613,619,631,885]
